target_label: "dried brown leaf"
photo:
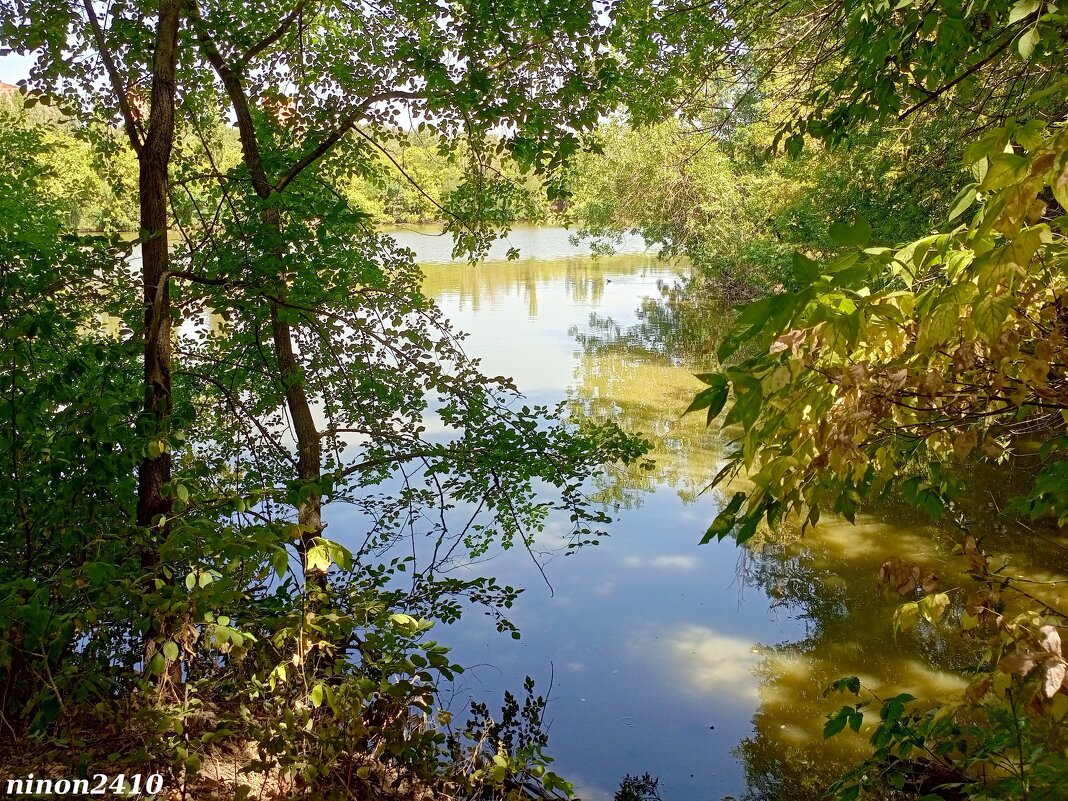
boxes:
[1043,660,1067,698]
[998,651,1037,676]
[1039,625,1062,657]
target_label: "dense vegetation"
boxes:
[1,93,560,230]
[1,0,1066,799]
[0,0,729,795]
[662,4,1068,801]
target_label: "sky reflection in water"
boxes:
[327,226,975,801]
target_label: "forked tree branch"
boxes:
[275,91,425,191]
[190,1,273,196]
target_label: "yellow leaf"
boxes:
[1051,693,1068,722]
[894,601,920,632]
[1053,164,1068,210]
[920,592,950,624]
[972,294,1012,343]
[993,670,1013,697]
[305,544,331,573]
[916,302,958,352]
[953,431,977,462]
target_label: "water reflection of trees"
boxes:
[566,283,734,502]
[420,255,663,314]
[733,518,979,801]
[571,279,731,365]
[737,544,850,647]
[428,256,1066,801]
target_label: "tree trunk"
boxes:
[137,0,183,677]
[269,297,326,587]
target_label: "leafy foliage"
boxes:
[0,0,728,793]
[567,112,960,297]
[690,116,1068,799]
[697,120,1068,543]
[0,121,140,732]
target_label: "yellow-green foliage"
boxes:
[337,131,552,225]
[696,121,1068,799]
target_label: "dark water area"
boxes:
[322,225,1061,801]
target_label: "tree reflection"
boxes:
[571,279,730,364]
[732,517,979,801]
[566,281,734,503]
[420,254,655,313]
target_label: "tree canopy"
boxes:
[0,0,731,793]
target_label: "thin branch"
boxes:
[898,21,1026,121]
[349,126,464,224]
[275,91,424,191]
[190,0,272,197]
[81,0,143,154]
[236,0,312,69]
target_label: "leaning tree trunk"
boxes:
[193,15,332,613]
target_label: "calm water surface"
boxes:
[349,226,1003,801]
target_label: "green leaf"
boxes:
[964,129,1009,165]
[272,548,290,576]
[825,676,862,696]
[735,514,759,545]
[981,153,1027,190]
[694,372,723,385]
[823,707,851,738]
[848,710,863,733]
[1009,0,1041,24]
[717,321,762,361]
[705,385,730,426]
[829,216,872,249]
[792,252,821,285]
[162,641,179,662]
[947,183,978,220]
[700,492,746,544]
[1018,26,1039,59]
[325,540,353,571]
[685,378,726,415]
[723,377,763,430]
[686,374,730,426]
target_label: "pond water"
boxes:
[339,225,1052,801]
